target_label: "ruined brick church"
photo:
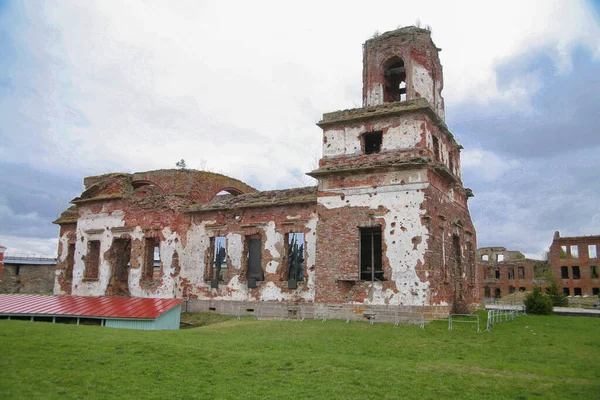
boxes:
[54,27,477,311]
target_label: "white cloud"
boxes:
[0,235,59,257]
[461,149,520,181]
[3,0,597,188]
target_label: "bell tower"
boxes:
[362,26,445,121]
[309,26,477,311]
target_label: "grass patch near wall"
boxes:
[0,312,599,399]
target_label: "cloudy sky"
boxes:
[1,0,599,258]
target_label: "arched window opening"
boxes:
[384,57,406,103]
[131,180,163,198]
[210,187,244,202]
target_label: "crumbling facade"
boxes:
[0,255,56,294]
[477,247,538,299]
[549,231,600,296]
[53,27,477,311]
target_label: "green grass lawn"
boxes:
[0,312,599,399]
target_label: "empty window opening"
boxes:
[593,288,599,296]
[484,286,491,298]
[496,254,504,262]
[210,236,227,287]
[591,266,599,279]
[519,287,526,292]
[494,269,500,279]
[211,188,243,203]
[572,266,580,280]
[383,58,406,103]
[508,268,515,280]
[110,238,131,296]
[66,243,75,281]
[494,288,501,299]
[482,254,489,261]
[364,131,383,155]
[589,245,598,259]
[15,265,20,276]
[518,267,525,280]
[287,233,305,288]
[509,286,515,294]
[452,235,463,277]
[561,266,569,279]
[247,237,264,282]
[570,245,579,258]
[142,238,159,281]
[111,239,131,279]
[560,246,568,258]
[574,287,582,296]
[85,240,101,279]
[432,135,440,161]
[563,287,570,296]
[360,227,383,281]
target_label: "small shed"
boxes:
[0,294,182,330]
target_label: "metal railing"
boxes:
[448,314,480,332]
[485,306,526,331]
[188,301,450,328]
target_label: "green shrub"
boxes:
[524,285,553,315]
[544,271,569,307]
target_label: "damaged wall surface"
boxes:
[549,231,600,297]
[53,26,477,311]
[476,247,539,299]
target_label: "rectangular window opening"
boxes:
[508,268,515,280]
[518,267,525,280]
[570,245,579,258]
[432,135,440,161]
[142,238,158,281]
[85,240,101,279]
[247,237,264,282]
[589,245,598,259]
[360,227,383,281]
[111,238,131,282]
[560,266,569,279]
[15,265,20,277]
[560,245,568,258]
[287,233,305,285]
[364,131,382,155]
[66,243,75,281]
[481,254,489,261]
[212,236,227,284]
[509,286,515,294]
[591,266,599,279]
[593,288,599,296]
[494,269,500,280]
[496,254,504,262]
[574,287,582,296]
[572,266,580,280]
[563,287,570,296]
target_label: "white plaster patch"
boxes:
[266,261,279,274]
[412,64,434,109]
[383,123,421,150]
[69,210,126,297]
[323,128,345,157]
[260,282,287,302]
[227,233,243,269]
[344,126,363,155]
[319,185,431,306]
[366,84,383,106]
[263,221,282,259]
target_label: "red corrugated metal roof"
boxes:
[0,295,182,319]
